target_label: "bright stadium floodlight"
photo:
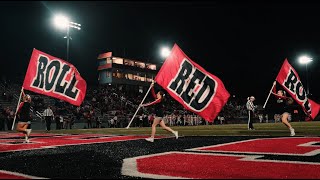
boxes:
[298,55,313,64]
[298,55,313,96]
[160,47,171,58]
[53,15,69,29]
[53,14,81,62]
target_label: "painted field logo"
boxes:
[122,137,320,179]
[31,55,79,100]
[168,59,217,112]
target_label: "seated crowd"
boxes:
[0,81,306,131]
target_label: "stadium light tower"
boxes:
[53,14,81,62]
[298,55,313,96]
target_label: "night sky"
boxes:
[1,1,320,104]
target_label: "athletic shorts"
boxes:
[154,116,163,120]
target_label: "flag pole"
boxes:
[126,82,153,129]
[11,87,24,130]
[263,81,276,109]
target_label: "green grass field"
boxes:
[37,121,320,136]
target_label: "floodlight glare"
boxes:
[298,55,314,96]
[298,55,313,64]
[161,47,171,58]
[53,15,69,29]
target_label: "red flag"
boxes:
[276,59,320,119]
[22,49,87,106]
[155,44,230,122]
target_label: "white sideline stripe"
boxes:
[0,170,48,179]
[176,151,320,165]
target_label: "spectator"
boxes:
[84,110,92,129]
[55,115,61,130]
[63,115,71,129]
[96,116,101,128]
[139,114,143,127]
[109,116,115,128]
[7,108,14,130]
[43,106,54,131]
[113,114,118,128]
[59,115,64,129]
[0,106,6,131]
[142,113,148,127]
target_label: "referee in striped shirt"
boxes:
[43,106,54,131]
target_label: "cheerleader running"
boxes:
[141,81,178,142]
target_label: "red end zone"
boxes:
[0,133,170,179]
[0,133,167,153]
[0,170,45,179]
[189,137,320,156]
[122,151,320,179]
[122,137,320,179]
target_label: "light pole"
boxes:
[53,15,81,61]
[298,55,313,96]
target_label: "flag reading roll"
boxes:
[276,59,320,119]
[155,44,230,122]
[22,49,87,106]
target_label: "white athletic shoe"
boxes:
[24,135,30,143]
[145,137,154,142]
[290,128,295,136]
[173,131,179,139]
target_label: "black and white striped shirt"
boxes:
[43,108,54,117]
[246,101,255,112]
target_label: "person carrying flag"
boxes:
[141,81,178,142]
[16,90,32,143]
[271,82,295,136]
